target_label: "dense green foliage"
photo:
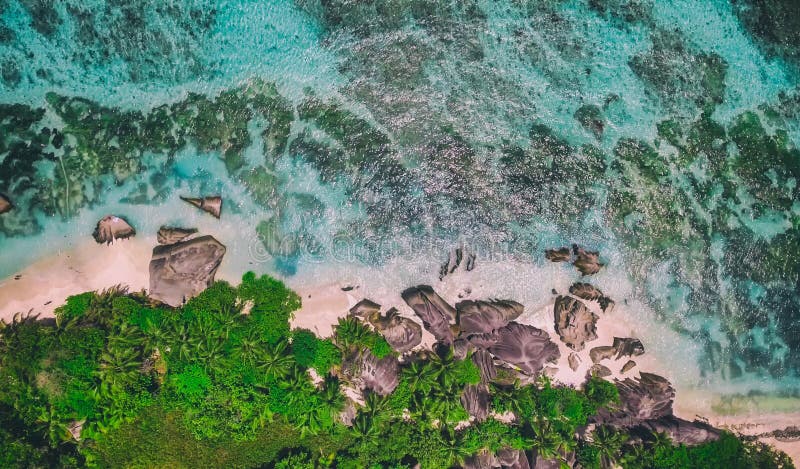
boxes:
[0,275,793,468]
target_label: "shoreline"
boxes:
[1,238,798,462]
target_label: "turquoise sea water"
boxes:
[1,0,799,410]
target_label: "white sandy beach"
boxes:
[1,240,797,463]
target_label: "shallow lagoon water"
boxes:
[1,0,799,423]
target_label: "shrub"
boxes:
[54,292,94,325]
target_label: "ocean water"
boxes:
[1,0,799,414]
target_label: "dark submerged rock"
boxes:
[156,226,197,245]
[401,285,456,344]
[181,195,222,218]
[545,246,571,262]
[456,299,524,334]
[469,322,560,375]
[92,215,136,244]
[553,295,599,351]
[439,246,476,280]
[148,235,226,307]
[572,244,604,275]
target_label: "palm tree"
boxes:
[333,317,369,349]
[36,406,73,446]
[441,425,473,467]
[97,345,141,389]
[403,361,438,394]
[351,412,380,443]
[529,420,567,464]
[592,425,628,468]
[232,330,263,366]
[258,340,293,379]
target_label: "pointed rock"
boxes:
[149,235,226,306]
[569,282,615,313]
[92,215,136,245]
[157,226,197,245]
[572,244,604,275]
[349,298,381,318]
[554,295,599,351]
[472,349,497,383]
[401,285,456,344]
[461,384,491,421]
[181,195,222,218]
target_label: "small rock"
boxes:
[181,195,222,218]
[157,226,197,245]
[569,282,615,313]
[439,246,476,280]
[572,244,604,275]
[543,366,559,379]
[613,337,645,359]
[341,285,356,291]
[92,215,136,244]
[545,246,571,262]
[621,360,637,373]
[568,352,581,371]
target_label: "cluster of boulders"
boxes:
[91,195,226,307]
[546,244,605,276]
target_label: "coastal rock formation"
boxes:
[157,226,197,245]
[439,246,476,280]
[92,215,136,244]
[148,235,226,306]
[469,322,560,375]
[545,246,571,262]
[472,349,497,383]
[621,360,637,373]
[358,350,399,396]
[572,245,604,275]
[461,383,491,421]
[613,337,645,359]
[553,295,598,351]
[181,195,222,218]
[0,193,12,214]
[349,298,381,318]
[463,450,499,469]
[569,282,615,313]
[456,299,524,334]
[589,363,612,378]
[369,308,422,353]
[401,285,456,344]
[633,416,721,445]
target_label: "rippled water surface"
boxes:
[1,0,799,407]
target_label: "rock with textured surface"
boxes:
[181,195,222,218]
[569,282,615,313]
[92,215,136,244]
[472,349,497,383]
[554,295,598,351]
[596,372,675,425]
[369,308,422,353]
[463,449,499,469]
[157,226,197,245]
[0,193,12,214]
[461,384,491,421]
[469,322,560,375]
[613,337,645,359]
[572,245,604,275]
[149,235,226,306]
[401,285,456,344]
[545,247,571,262]
[588,363,612,378]
[358,350,399,396]
[457,299,524,334]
